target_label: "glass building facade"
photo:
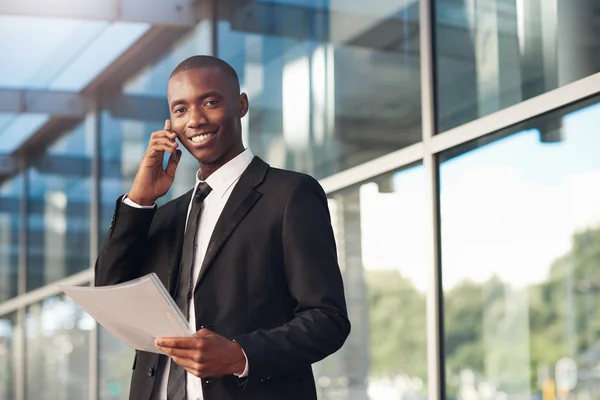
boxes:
[1,1,600,399]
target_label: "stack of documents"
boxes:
[60,273,193,354]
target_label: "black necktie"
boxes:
[167,181,212,400]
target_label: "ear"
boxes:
[239,93,249,118]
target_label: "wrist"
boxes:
[127,192,156,206]
[230,342,246,375]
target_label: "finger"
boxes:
[148,145,174,158]
[158,346,204,362]
[170,356,204,376]
[193,328,214,338]
[164,119,171,132]
[155,337,200,349]
[150,137,178,149]
[184,367,203,378]
[165,149,182,178]
[150,129,176,141]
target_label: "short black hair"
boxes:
[170,55,240,91]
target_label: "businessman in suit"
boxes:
[94,55,350,400]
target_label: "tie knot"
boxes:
[194,182,212,203]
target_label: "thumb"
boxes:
[194,327,214,338]
[165,149,182,177]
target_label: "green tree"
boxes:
[365,269,427,382]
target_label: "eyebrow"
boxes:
[170,91,223,109]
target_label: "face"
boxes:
[167,67,248,168]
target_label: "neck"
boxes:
[199,145,245,180]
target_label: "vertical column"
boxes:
[17,159,27,297]
[434,0,478,132]
[474,0,522,116]
[421,1,443,400]
[339,190,369,400]
[14,308,25,400]
[87,98,101,400]
[518,0,559,97]
[211,0,218,57]
[557,0,596,86]
[15,158,28,400]
[43,192,66,283]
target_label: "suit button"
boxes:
[204,379,212,384]
[147,367,155,377]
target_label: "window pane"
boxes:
[123,21,212,97]
[25,295,93,400]
[0,16,148,91]
[218,0,421,179]
[435,0,600,132]
[318,165,427,399]
[0,175,22,302]
[27,123,92,290]
[0,113,50,153]
[0,314,15,400]
[440,98,600,398]
[98,327,134,400]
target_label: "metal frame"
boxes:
[0,0,198,26]
[3,2,600,400]
[0,269,93,317]
[419,0,444,399]
[319,143,423,193]
[0,89,85,116]
[87,100,101,400]
[430,71,600,155]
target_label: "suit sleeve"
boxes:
[232,175,351,379]
[95,195,157,287]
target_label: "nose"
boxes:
[186,105,209,128]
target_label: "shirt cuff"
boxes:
[233,348,249,378]
[122,194,155,209]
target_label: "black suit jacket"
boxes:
[95,157,351,400]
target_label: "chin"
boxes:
[192,149,221,165]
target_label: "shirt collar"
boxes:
[195,148,254,198]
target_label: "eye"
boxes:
[173,107,186,114]
[205,100,219,107]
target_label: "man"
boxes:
[95,55,350,400]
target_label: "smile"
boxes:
[189,130,217,145]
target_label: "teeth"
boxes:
[191,133,213,143]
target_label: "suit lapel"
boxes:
[195,157,269,288]
[167,190,193,295]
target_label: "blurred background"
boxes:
[1,0,600,399]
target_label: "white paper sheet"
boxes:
[59,273,193,354]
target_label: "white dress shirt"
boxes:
[123,148,254,400]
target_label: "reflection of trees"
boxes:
[365,226,600,399]
[365,270,428,399]
[367,270,427,380]
[444,226,600,398]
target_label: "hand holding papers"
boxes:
[59,273,192,355]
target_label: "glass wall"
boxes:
[25,295,93,400]
[439,97,600,398]
[0,313,14,400]
[217,0,421,179]
[98,327,134,400]
[3,1,600,400]
[0,175,22,302]
[318,165,428,400]
[27,123,92,290]
[435,0,600,132]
